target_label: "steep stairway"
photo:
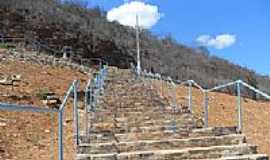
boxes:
[77,68,268,160]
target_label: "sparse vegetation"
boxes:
[0,0,269,95]
[0,52,88,159]
[35,88,51,100]
[0,43,15,49]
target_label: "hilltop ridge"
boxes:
[0,0,270,94]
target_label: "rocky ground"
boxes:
[77,69,268,160]
[0,48,89,160]
[1,47,270,159]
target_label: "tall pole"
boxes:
[136,15,141,76]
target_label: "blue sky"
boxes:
[88,0,270,76]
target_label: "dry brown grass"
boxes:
[1,53,269,159]
[0,50,88,160]
[151,79,270,156]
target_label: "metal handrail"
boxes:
[206,80,238,92]
[190,80,205,92]
[138,69,270,133]
[0,79,80,160]
[240,80,270,100]
[0,103,58,160]
[57,80,79,160]
[0,103,58,113]
[84,64,108,139]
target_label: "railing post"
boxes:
[204,91,209,128]
[172,82,178,113]
[188,80,192,112]
[100,70,105,95]
[85,85,89,138]
[93,76,97,97]
[236,81,243,133]
[90,85,94,111]
[50,112,55,160]
[73,81,79,145]
[97,74,101,96]
[58,110,63,160]
[161,78,164,97]
[98,59,102,71]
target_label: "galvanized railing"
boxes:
[139,69,270,133]
[0,80,80,160]
[58,80,80,160]
[0,56,108,160]
[84,62,108,139]
[0,103,58,160]
[0,36,110,159]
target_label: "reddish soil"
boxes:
[0,49,89,160]
[1,48,269,159]
[153,80,270,156]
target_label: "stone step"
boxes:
[119,134,245,153]
[91,118,195,131]
[116,127,238,142]
[115,119,194,128]
[92,110,191,117]
[100,95,162,100]
[91,115,186,123]
[92,117,194,124]
[94,107,169,114]
[102,94,157,99]
[80,127,237,143]
[101,92,163,97]
[101,94,163,101]
[205,154,269,160]
[91,112,194,123]
[76,144,257,160]
[190,127,238,137]
[78,134,246,154]
[91,124,195,134]
[80,128,189,144]
[77,142,117,155]
[114,129,189,142]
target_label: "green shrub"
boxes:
[35,88,50,100]
[0,43,16,49]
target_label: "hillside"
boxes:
[152,78,270,156]
[183,85,270,156]
[0,48,89,159]
[1,47,270,159]
[0,0,270,94]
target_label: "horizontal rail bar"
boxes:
[140,70,270,102]
[59,80,78,111]
[0,102,58,113]
[176,80,190,86]
[170,80,176,87]
[207,81,238,92]
[190,80,205,91]
[240,81,270,100]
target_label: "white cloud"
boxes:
[196,34,236,49]
[107,1,162,29]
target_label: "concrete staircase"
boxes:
[77,68,268,160]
